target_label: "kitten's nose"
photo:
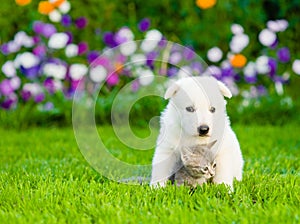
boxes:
[198,125,209,136]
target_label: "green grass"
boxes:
[0,125,299,223]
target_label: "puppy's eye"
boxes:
[186,106,195,112]
[209,106,216,113]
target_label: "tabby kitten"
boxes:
[174,140,217,187]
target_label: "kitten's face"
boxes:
[181,143,217,179]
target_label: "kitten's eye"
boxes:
[202,167,208,172]
[209,106,216,113]
[186,106,195,112]
[213,163,217,168]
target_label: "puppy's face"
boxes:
[164,77,232,138]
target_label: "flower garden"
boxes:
[0,1,299,223]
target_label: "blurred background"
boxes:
[0,0,300,128]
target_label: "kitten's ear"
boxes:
[208,140,217,149]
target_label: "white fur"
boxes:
[150,76,244,190]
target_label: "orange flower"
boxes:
[230,54,247,68]
[15,0,32,6]
[196,0,217,9]
[115,62,124,74]
[38,1,55,15]
[52,0,65,7]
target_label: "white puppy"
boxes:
[150,76,244,190]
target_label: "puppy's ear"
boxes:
[217,81,232,98]
[164,83,179,99]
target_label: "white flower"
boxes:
[23,83,42,96]
[116,27,134,42]
[231,24,244,35]
[69,64,88,80]
[292,59,300,75]
[49,9,62,23]
[145,29,163,41]
[43,63,67,80]
[267,19,288,32]
[7,41,20,53]
[13,31,34,48]
[230,33,249,53]
[22,36,34,48]
[275,81,283,95]
[2,61,16,77]
[130,54,147,66]
[14,31,27,46]
[14,52,40,69]
[65,44,79,57]
[59,1,71,14]
[169,52,182,64]
[243,62,256,77]
[258,29,276,46]
[256,56,270,74]
[89,66,107,83]
[141,29,163,52]
[10,77,21,90]
[120,41,137,56]
[48,33,69,49]
[139,69,154,86]
[207,47,223,62]
[206,65,222,78]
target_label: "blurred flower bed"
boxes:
[0,0,299,125]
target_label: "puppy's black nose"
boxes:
[198,125,209,136]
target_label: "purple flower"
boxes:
[244,76,257,84]
[43,102,54,111]
[158,38,167,48]
[221,66,235,78]
[131,80,140,92]
[34,93,45,103]
[277,47,290,63]
[75,17,88,29]
[138,18,151,32]
[61,14,72,27]
[33,21,44,34]
[92,56,110,67]
[183,47,195,60]
[20,65,41,79]
[106,73,119,86]
[42,23,57,38]
[78,42,88,55]
[65,31,73,44]
[1,97,17,110]
[103,32,117,48]
[191,62,204,75]
[44,78,56,94]
[32,36,40,44]
[1,44,10,55]
[0,79,14,96]
[270,39,278,49]
[21,90,31,101]
[167,67,178,77]
[87,51,100,64]
[257,85,267,96]
[33,45,47,57]
[268,58,277,77]
[146,51,158,68]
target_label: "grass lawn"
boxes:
[0,125,299,223]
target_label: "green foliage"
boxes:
[0,125,299,223]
